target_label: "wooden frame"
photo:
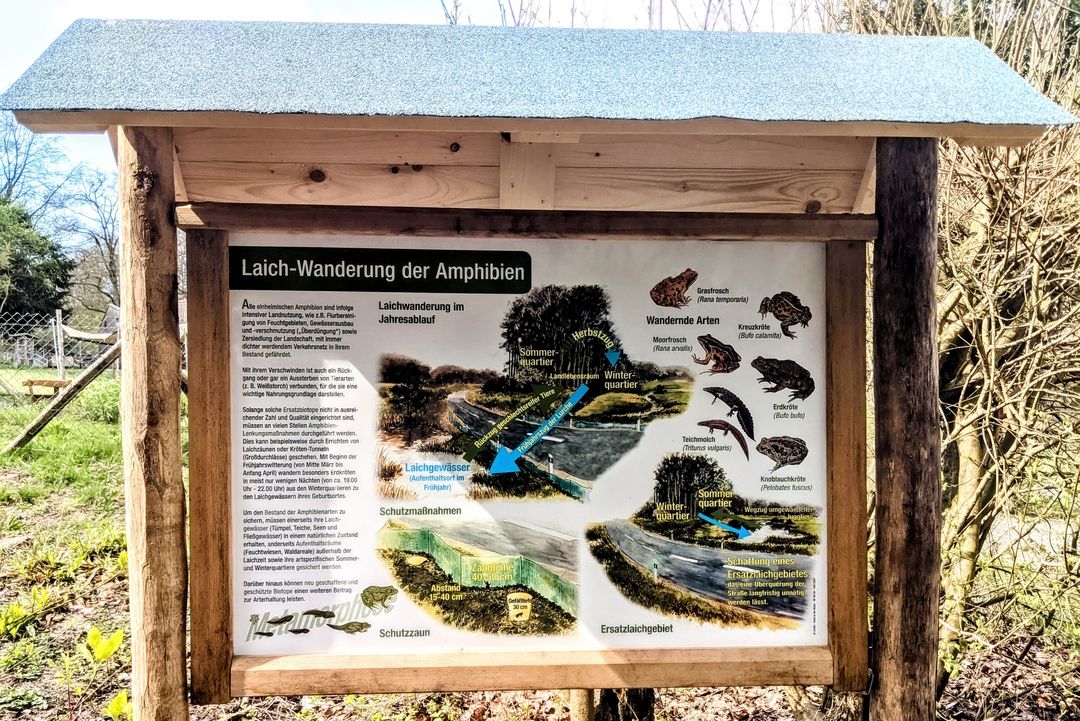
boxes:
[16,109,1045,146]
[183,205,871,701]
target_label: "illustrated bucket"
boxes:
[507,592,533,622]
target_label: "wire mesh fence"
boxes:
[0,310,118,409]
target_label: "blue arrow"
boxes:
[489,383,590,474]
[604,349,622,367]
[697,513,752,540]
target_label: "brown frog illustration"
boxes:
[756,436,809,471]
[759,292,813,339]
[692,335,741,374]
[751,356,815,400]
[649,268,698,309]
[360,585,398,609]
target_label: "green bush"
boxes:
[71,378,121,424]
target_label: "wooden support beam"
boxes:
[826,240,869,693]
[499,141,555,209]
[231,646,833,695]
[173,144,189,202]
[870,137,941,720]
[13,110,1049,146]
[553,167,861,214]
[510,131,581,143]
[174,203,878,241]
[106,126,119,164]
[187,229,233,703]
[181,161,498,207]
[568,689,596,721]
[174,127,501,165]
[851,141,876,214]
[118,126,188,721]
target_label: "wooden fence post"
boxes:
[118,125,189,720]
[870,137,941,720]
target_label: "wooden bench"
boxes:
[22,378,72,401]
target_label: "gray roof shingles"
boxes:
[0,18,1074,126]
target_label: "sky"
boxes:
[0,0,674,173]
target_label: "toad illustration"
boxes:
[703,386,755,439]
[692,335,741,374]
[360,585,398,610]
[751,356,815,400]
[697,419,750,459]
[649,268,698,309]
[759,292,813,339]
[756,436,809,471]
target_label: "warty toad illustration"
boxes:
[361,585,398,610]
[751,356,815,400]
[756,436,809,471]
[758,292,813,339]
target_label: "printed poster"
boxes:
[229,233,827,655]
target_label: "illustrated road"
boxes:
[416,517,578,583]
[447,393,644,484]
[604,519,812,619]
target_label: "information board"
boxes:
[229,233,827,658]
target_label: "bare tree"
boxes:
[58,169,120,317]
[0,111,78,223]
[442,0,466,24]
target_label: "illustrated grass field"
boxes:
[380,549,576,636]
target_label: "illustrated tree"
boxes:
[499,284,625,386]
[380,355,439,444]
[652,453,732,519]
[0,198,73,315]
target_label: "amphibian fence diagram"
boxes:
[230,234,827,654]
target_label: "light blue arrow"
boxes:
[604,349,622,367]
[697,513,752,540]
[490,383,590,474]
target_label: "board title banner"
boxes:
[229,246,532,294]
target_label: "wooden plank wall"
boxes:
[173,129,875,213]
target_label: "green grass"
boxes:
[576,392,652,418]
[642,379,693,414]
[0,375,136,714]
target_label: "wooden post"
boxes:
[187,229,233,703]
[118,126,188,720]
[870,137,941,720]
[568,689,595,721]
[55,309,65,380]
